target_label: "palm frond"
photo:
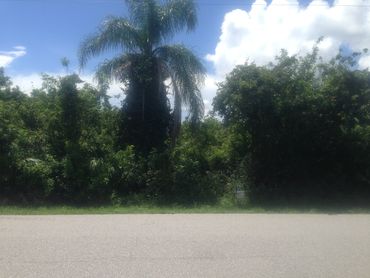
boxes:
[79,17,142,68]
[125,0,162,47]
[159,0,197,40]
[95,54,138,85]
[125,0,155,23]
[156,44,206,123]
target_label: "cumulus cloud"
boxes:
[200,0,370,112]
[207,0,370,76]
[0,46,27,68]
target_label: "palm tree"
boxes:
[60,57,70,74]
[79,0,205,151]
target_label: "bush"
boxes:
[15,158,55,202]
[214,48,370,203]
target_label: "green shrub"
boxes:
[214,48,370,202]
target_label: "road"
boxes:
[0,214,370,278]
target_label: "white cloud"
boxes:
[200,0,370,112]
[358,54,370,70]
[202,75,219,115]
[206,0,370,77]
[11,73,44,93]
[0,46,27,67]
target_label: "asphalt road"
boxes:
[1,214,370,278]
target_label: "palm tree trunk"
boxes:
[142,89,145,121]
[171,85,182,146]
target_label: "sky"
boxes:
[2,0,370,113]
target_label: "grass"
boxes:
[0,205,258,215]
[0,204,369,215]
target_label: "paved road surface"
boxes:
[1,214,370,278]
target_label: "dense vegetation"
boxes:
[214,47,370,205]
[1,0,370,207]
[2,46,370,206]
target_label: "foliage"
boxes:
[0,67,230,205]
[170,119,230,202]
[214,48,370,203]
[79,0,206,152]
[2,44,370,207]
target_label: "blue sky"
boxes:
[1,0,250,75]
[1,0,370,112]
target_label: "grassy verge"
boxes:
[0,204,369,215]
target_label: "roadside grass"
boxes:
[1,204,369,215]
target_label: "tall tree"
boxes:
[78,0,206,152]
[0,68,12,89]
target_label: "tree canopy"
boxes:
[79,0,206,152]
[214,48,370,203]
